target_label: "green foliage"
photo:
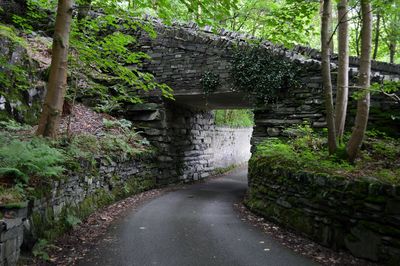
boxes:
[7,1,174,114]
[0,24,40,124]
[103,118,132,130]
[231,46,302,105]
[32,239,51,261]
[65,213,82,228]
[11,0,55,33]
[225,0,320,47]
[214,109,254,128]
[62,134,99,170]
[0,25,30,103]
[99,133,143,160]
[352,80,399,105]
[128,0,238,28]
[0,24,26,46]
[69,6,173,113]
[201,71,220,95]
[253,125,400,184]
[0,119,32,131]
[372,80,400,94]
[0,130,66,204]
[0,53,30,99]
[0,185,25,206]
[0,136,65,184]
[63,128,151,166]
[255,138,299,168]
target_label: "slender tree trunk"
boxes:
[346,0,372,162]
[355,9,362,56]
[36,0,73,138]
[389,43,396,63]
[373,12,380,60]
[329,0,335,54]
[335,0,349,142]
[321,0,337,154]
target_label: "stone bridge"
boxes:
[119,19,400,183]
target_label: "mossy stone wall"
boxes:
[25,154,158,245]
[0,152,159,265]
[247,158,400,265]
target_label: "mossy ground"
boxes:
[252,125,400,185]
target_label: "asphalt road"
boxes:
[79,167,317,266]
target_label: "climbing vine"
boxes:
[201,71,220,95]
[230,46,303,105]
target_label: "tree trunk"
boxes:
[346,0,372,162]
[373,12,380,60]
[329,0,335,54]
[321,0,337,154]
[335,0,349,142]
[389,42,396,63]
[36,0,73,138]
[355,8,362,57]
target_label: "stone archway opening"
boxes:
[211,109,254,172]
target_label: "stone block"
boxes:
[385,200,400,215]
[267,127,281,137]
[344,225,381,261]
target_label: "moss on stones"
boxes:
[247,162,400,263]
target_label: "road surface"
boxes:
[79,167,317,266]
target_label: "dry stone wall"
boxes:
[0,154,158,264]
[0,207,26,265]
[121,100,215,182]
[123,100,252,182]
[136,18,400,95]
[247,163,400,264]
[251,72,400,150]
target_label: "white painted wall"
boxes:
[211,127,253,169]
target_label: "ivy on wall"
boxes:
[201,71,220,95]
[230,46,303,105]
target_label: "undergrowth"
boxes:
[253,123,400,184]
[0,119,153,206]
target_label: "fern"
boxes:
[0,138,65,184]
